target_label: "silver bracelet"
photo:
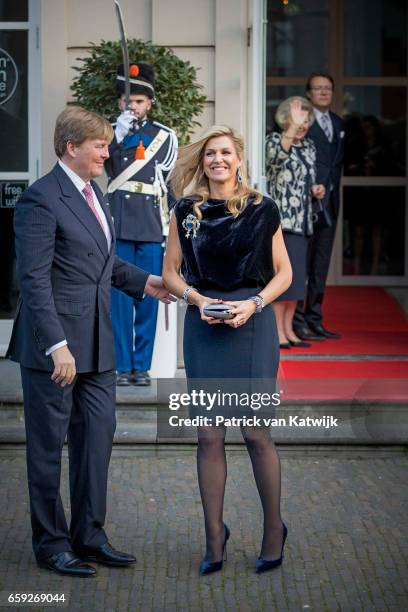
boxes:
[181,286,195,303]
[248,295,265,313]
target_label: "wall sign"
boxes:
[0,181,28,208]
[0,48,18,105]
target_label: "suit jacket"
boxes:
[105,120,177,242]
[7,163,149,373]
[307,111,345,218]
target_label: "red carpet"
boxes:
[287,331,408,355]
[288,287,408,355]
[279,361,408,402]
[323,287,408,332]
[279,288,408,402]
[281,360,408,378]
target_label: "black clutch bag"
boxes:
[312,195,333,231]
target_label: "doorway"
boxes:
[262,0,408,286]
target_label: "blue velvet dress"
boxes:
[174,196,281,417]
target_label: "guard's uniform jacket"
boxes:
[105,119,178,241]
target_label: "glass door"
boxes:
[261,0,408,286]
[340,0,407,284]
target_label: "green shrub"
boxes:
[70,39,206,144]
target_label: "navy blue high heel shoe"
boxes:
[256,523,288,574]
[199,524,230,576]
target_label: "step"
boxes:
[1,360,407,445]
[1,402,407,445]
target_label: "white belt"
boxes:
[118,181,157,195]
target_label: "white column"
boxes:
[150,301,178,378]
[248,0,267,191]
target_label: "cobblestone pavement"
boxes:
[0,447,407,612]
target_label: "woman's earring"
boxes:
[237,167,243,184]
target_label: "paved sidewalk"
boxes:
[0,447,407,612]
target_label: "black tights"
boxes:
[197,425,284,562]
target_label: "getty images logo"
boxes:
[0,48,18,106]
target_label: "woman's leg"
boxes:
[283,300,301,343]
[197,425,227,562]
[273,302,289,344]
[241,426,284,560]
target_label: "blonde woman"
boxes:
[265,97,325,348]
[163,126,292,575]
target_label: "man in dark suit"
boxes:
[294,72,345,340]
[7,106,174,577]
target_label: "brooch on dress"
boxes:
[182,213,200,238]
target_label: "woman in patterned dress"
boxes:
[265,97,326,348]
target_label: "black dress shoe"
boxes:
[309,324,341,339]
[293,325,325,341]
[75,543,136,567]
[289,340,311,348]
[279,342,291,349]
[37,551,96,577]
[256,523,288,574]
[132,370,151,386]
[116,372,132,386]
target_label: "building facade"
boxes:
[1,0,407,367]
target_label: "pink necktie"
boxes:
[82,183,105,231]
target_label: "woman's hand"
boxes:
[289,99,309,128]
[222,300,257,329]
[311,184,326,200]
[193,296,225,325]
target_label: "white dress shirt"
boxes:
[46,161,113,356]
[314,108,333,142]
[58,160,112,250]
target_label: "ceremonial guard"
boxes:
[105,62,178,386]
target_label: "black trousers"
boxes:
[294,200,338,328]
[20,366,116,561]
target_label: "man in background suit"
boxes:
[294,72,345,340]
[7,106,174,577]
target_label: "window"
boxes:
[0,0,37,318]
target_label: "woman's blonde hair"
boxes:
[275,96,315,130]
[171,125,263,218]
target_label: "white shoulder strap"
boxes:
[107,129,170,194]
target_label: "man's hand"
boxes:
[115,110,135,143]
[51,346,76,387]
[311,184,326,200]
[144,275,177,304]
